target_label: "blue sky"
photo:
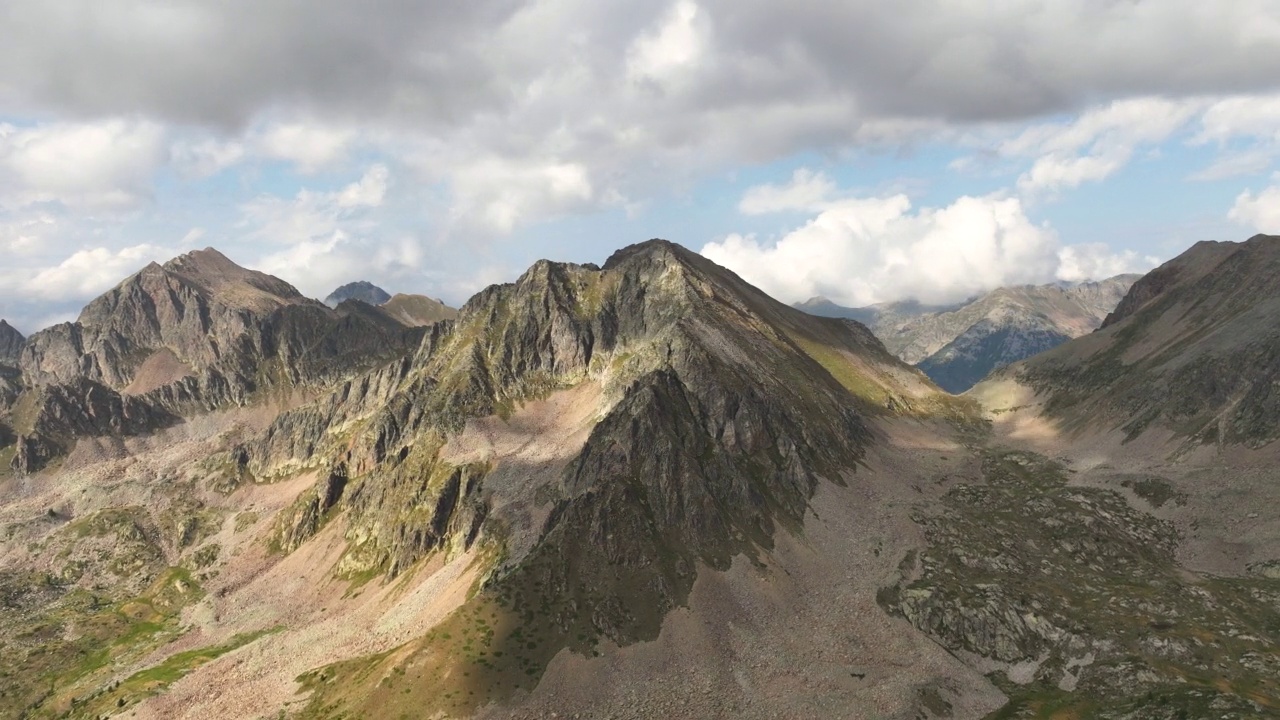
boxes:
[2,1,1280,332]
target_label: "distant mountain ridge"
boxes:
[796,275,1139,392]
[379,293,458,326]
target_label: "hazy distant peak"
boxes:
[325,281,392,308]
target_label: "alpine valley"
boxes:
[1,237,1279,720]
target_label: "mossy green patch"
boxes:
[74,627,282,717]
[0,567,205,718]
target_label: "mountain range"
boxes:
[1,237,1278,719]
[796,275,1138,392]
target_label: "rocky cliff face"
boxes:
[8,378,180,474]
[1008,234,1280,446]
[324,281,392,308]
[797,275,1138,392]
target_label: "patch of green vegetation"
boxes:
[74,627,282,717]
[9,389,39,435]
[0,444,15,477]
[0,566,205,718]
[235,510,259,533]
[791,335,893,407]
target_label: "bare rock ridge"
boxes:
[797,275,1138,392]
[1001,233,1280,446]
[324,280,392,308]
[6,248,427,473]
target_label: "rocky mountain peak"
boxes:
[600,237,686,269]
[162,247,262,284]
[324,281,392,308]
[17,247,414,398]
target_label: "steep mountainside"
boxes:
[380,293,459,326]
[0,319,23,364]
[324,281,392,308]
[991,235,1280,447]
[797,276,1138,392]
[898,234,1280,716]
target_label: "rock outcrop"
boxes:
[9,378,180,473]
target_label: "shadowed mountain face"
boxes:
[324,281,392,308]
[0,319,23,364]
[997,234,1280,447]
[797,276,1138,392]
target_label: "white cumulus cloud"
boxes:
[1003,98,1203,195]
[1228,180,1280,232]
[0,119,167,209]
[256,122,355,172]
[738,169,837,215]
[18,244,175,301]
[705,189,1154,307]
